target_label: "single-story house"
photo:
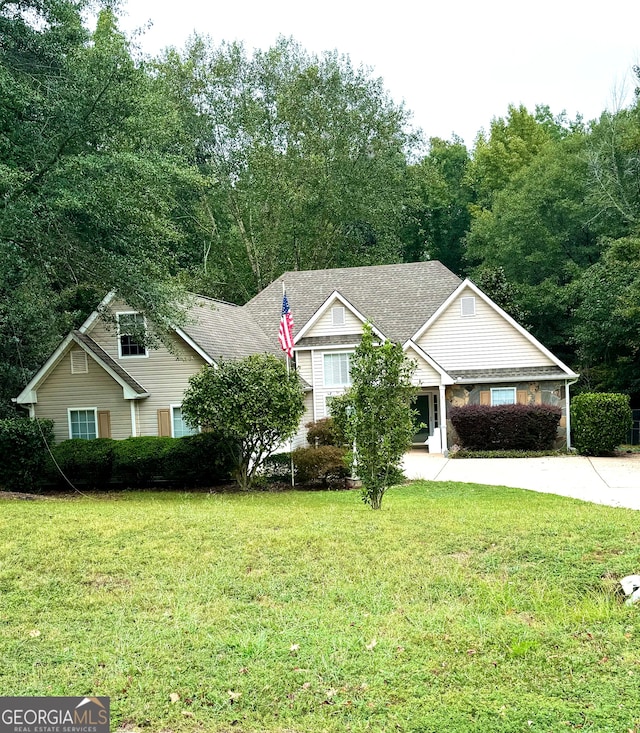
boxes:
[15,261,579,452]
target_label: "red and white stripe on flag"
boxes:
[278,292,294,358]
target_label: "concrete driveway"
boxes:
[402,451,640,510]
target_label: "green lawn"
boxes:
[1,483,639,732]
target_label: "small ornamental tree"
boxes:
[333,324,417,510]
[181,354,304,490]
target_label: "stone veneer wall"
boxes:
[445,381,568,448]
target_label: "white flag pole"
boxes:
[283,281,295,488]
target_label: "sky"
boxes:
[119,0,640,148]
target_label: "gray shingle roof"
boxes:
[244,261,462,345]
[180,297,280,362]
[73,331,148,395]
[448,366,572,382]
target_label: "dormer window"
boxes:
[117,312,147,358]
[332,306,346,326]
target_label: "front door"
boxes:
[413,395,431,444]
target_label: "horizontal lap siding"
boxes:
[88,314,207,436]
[292,393,314,449]
[296,351,313,385]
[35,352,131,441]
[418,289,555,371]
[407,352,442,387]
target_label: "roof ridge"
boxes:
[276,260,457,280]
[191,294,240,307]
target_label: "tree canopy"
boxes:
[2,2,640,411]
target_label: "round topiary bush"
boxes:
[571,392,632,455]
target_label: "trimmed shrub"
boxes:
[49,438,115,490]
[451,404,562,451]
[161,432,235,487]
[292,445,349,486]
[112,437,174,488]
[48,433,234,490]
[571,393,632,456]
[305,418,344,447]
[0,418,54,492]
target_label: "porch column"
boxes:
[439,384,448,453]
[565,380,572,450]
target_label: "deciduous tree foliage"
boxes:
[181,354,305,490]
[0,1,204,412]
[332,325,417,510]
[573,236,640,394]
[402,136,472,274]
[156,37,415,302]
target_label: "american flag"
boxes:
[278,291,294,359]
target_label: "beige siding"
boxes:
[406,350,442,387]
[305,299,363,338]
[87,306,207,436]
[35,350,131,442]
[417,287,555,371]
[295,350,313,385]
[292,393,314,450]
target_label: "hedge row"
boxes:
[47,433,235,489]
[0,418,55,492]
[450,404,562,451]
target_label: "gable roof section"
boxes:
[178,297,280,362]
[294,290,385,343]
[403,340,454,385]
[244,261,462,346]
[412,279,579,378]
[16,331,148,404]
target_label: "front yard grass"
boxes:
[1,482,639,732]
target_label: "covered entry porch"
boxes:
[412,388,447,453]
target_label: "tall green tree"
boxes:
[0,1,204,411]
[465,119,599,360]
[402,136,472,274]
[157,37,415,302]
[573,236,640,395]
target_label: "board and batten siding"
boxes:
[304,299,363,338]
[417,287,555,371]
[35,351,131,441]
[87,307,207,436]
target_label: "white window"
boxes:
[332,306,346,326]
[70,349,88,374]
[491,387,516,406]
[68,408,97,439]
[461,296,476,317]
[117,312,147,358]
[324,353,351,387]
[171,405,197,438]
